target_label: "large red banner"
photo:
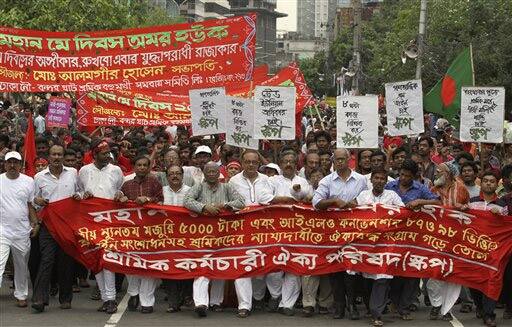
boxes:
[0,14,256,92]
[75,63,313,130]
[41,198,512,299]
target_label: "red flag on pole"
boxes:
[24,113,36,177]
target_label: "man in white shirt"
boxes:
[313,148,368,320]
[269,150,312,316]
[0,151,39,308]
[78,140,124,314]
[364,150,394,190]
[34,108,46,135]
[228,150,277,312]
[31,145,80,313]
[161,164,192,313]
[298,152,320,179]
[356,167,403,327]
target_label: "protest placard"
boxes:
[254,86,296,140]
[46,96,71,128]
[385,80,424,136]
[460,87,505,143]
[336,95,378,148]
[189,87,226,136]
[226,96,258,149]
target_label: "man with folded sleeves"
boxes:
[184,162,246,318]
[31,144,80,313]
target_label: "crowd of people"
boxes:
[0,98,511,327]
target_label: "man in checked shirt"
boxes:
[118,155,164,314]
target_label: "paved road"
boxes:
[1,279,509,327]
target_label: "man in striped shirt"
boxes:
[468,170,507,327]
[183,162,246,318]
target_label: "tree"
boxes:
[0,0,184,31]
[303,0,512,116]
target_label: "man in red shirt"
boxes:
[118,155,163,314]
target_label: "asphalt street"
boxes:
[0,278,509,327]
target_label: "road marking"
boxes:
[104,293,129,327]
[450,313,464,327]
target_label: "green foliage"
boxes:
[0,0,185,31]
[300,0,512,108]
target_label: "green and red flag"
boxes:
[423,47,474,127]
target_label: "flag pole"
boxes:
[469,43,476,86]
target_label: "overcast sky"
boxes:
[276,0,297,32]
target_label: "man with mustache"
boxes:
[31,145,80,313]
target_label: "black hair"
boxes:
[455,152,474,163]
[133,155,150,165]
[371,167,389,178]
[392,146,409,160]
[371,149,387,161]
[501,164,512,180]
[418,135,434,148]
[314,130,332,143]
[460,161,479,174]
[400,159,419,176]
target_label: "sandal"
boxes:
[372,319,384,326]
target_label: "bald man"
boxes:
[183,162,249,318]
[312,148,368,320]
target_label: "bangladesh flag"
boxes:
[423,47,474,128]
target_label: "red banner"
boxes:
[0,15,256,92]
[41,198,512,299]
[76,63,314,130]
[76,90,191,126]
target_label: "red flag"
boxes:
[24,113,36,177]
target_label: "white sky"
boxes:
[276,0,297,32]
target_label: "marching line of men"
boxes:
[1,140,511,327]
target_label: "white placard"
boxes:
[460,87,505,143]
[336,95,378,148]
[385,79,424,136]
[226,96,259,150]
[254,86,296,140]
[189,87,226,136]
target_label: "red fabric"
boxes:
[431,153,454,165]
[83,151,93,165]
[23,113,36,177]
[0,14,256,92]
[120,175,163,203]
[41,198,512,300]
[441,75,457,108]
[117,154,133,175]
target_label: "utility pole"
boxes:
[416,0,428,79]
[351,0,362,94]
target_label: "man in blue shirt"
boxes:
[384,159,440,320]
[313,148,368,320]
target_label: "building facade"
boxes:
[229,0,286,73]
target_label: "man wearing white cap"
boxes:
[182,145,212,186]
[0,151,40,308]
[229,150,276,312]
[261,163,281,177]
